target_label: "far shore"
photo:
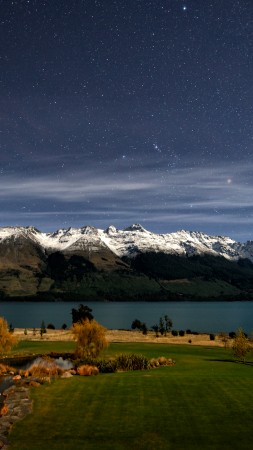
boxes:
[13,328,231,347]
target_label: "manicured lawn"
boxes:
[8,343,253,450]
[12,340,75,355]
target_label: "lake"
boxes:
[0,301,253,334]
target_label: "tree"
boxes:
[164,315,173,335]
[131,319,143,330]
[232,328,250,362]
[72,319,108,358]
[40,320,47,337]
[159,317,165,335]
[0,317,16,354]
[152,324,159,338]
[72,304,93,324]
[141,323,148,335]
[131,319,148,335]
[219,332,229,348]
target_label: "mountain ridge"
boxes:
[1,224,253,301]
[0,223,252,261]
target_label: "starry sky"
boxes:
[1,0,253,241]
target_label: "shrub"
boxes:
[209,333,215,341]
[179,330,185,337]
[61,323,67,330]
[75,357,117,374]
[171,330,178,336]
[77,365,99,376]
[28,357,63,378]
[149,357,175,368]
[47,323,55,330]
[186,329,192,334]
[115,353,149,371]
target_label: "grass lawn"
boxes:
[12,340,76,355]
[8,343,253,450]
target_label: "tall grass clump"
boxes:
[115,353,150,371]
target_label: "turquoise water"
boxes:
[0,301,253,333]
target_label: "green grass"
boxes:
[12,340,75,356]
[8,343,253,450]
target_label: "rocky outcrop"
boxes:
[0,385,33,449]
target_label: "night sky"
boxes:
[1,0,253,241]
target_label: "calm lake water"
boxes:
[0,301,253,334]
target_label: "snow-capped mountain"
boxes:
[0,223,252,261]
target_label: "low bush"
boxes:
[172,330,178,336]
[115,353,150,371]
[210,333,215,341]
[74,353,174,373]
[77,365,99,376]
[74,357,117,373]
[47,323,55,330]
[0,363,15,375]
[27,357,63,378]
[149,357,175,368]
[179,330,185,337]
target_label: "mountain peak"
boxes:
[105,225,118,235]
[123,224,148,233]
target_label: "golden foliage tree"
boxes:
[72,319,108,358]
[232,328,250,362]
[0,317,17,354]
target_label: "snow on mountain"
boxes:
[0,224,253,261]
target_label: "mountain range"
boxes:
[1,224,253,301]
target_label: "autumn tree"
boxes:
[232,328,250,362]
[0,317,17,354]
[72,319,108,358]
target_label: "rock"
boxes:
[29,380,41,387]
[12,375,21,381]
[61,372,73,378]
[0,385,32,444]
